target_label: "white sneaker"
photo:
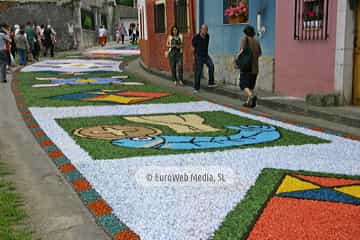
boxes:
[208,84,217,88]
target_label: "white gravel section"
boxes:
[21,59,122,73]
[30,101,360,240]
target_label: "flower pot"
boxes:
[228,15,246,24]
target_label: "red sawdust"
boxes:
[294,175,360,187]
[72,179,91,192]
[39,139,54,147]
[48,150,63,158]
[59,163,76,173]
[247,196,360,240]
[28,123,39,129]
[24,116,33,121]
[87,199,112,216]
[310,127,324,132]
[114,230,140,240]
[33,131,45,137]
[343,135,360,141]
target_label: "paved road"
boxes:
[0,71,109,240]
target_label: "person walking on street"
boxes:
[43,25,55,57]
[0,23,10,83]
[15,26,30,66]
[98,25,107,47]
[192,24,216,93]
[10,26,17,60]
[25,22,36,61]
[116,23,127,45]
[238,25,262,108]
[167,26,184,86]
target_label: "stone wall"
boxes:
[209,55,274,92]
[82,30,98,48]
[0,2,75,51]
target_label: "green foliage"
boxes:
[116,0,134,6]
[0,163,32,240]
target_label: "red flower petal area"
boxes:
[294,174,360,187]
[247,197,360,240]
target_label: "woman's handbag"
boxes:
[164,48,171,58]
[235,37,252,72]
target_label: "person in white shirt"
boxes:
[98,25,107,47]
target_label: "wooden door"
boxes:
[353,2,360,105]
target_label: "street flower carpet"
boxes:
[13,55,360,240]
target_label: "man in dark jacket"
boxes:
[192,24,216,93]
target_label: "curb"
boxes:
[11,70,141,240]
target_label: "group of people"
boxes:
[114,23,139,45]
[166,24,261,108]
[0,22,56,82]
[98,23,140,47]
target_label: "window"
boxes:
[223,0,249,24]
[294,0,329,40]
[81,9,95,30]
[175,0,189,33]
[154,2,166,33]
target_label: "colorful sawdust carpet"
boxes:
[32,77,143,88]
[247,174,360,240]
[29,102,360,240]
[21,59,122,73]
[50,89,171,104]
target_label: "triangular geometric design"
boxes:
[335,185,360,199]
[115,91,170,98]
[277,188,360,205]
[276,175,320,194]
[294,174,360,187]
[84,95,150,104]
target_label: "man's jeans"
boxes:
[0,50,7,82]
[194,55,215,90]
[18,49,27,65]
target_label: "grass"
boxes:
[212,168,360,240]
[0,163,32,240]
[17,71,197,107]
[57,111,329,160]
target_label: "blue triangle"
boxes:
[277,188,360,205]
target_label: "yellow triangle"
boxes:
[335,186,360,199]
[84,95,148,104]
[276,175,320,194]
[76,79,98,83]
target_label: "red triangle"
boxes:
[294,175,360,187]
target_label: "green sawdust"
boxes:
[57,111,329,160]
[0,163,32,240]
[17,72,197,107]
[212,168,360,240]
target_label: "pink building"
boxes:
[275,0,360,105]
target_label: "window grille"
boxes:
[154,3,166,33]
[294,0,329,40]
[175,0,188,33]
